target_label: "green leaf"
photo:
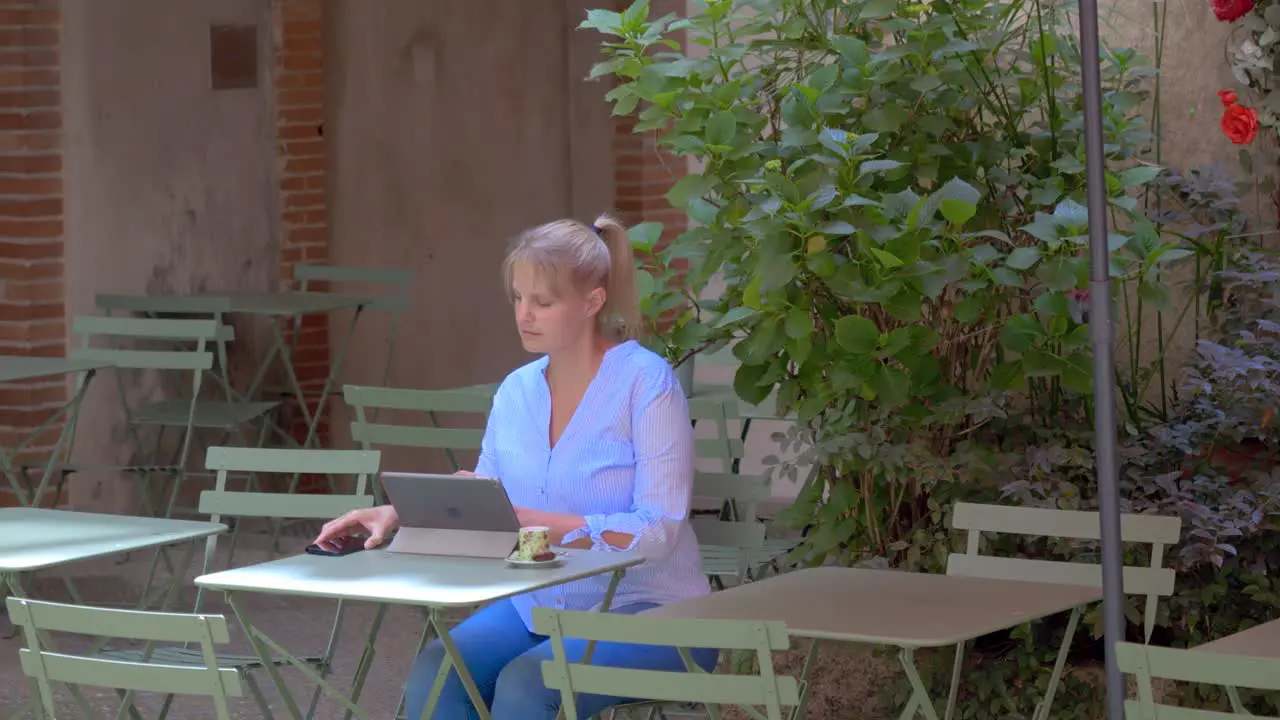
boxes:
[832,36,869,65]
[784,307,811,339]
[667,174,714,208]
[873,365,911,406]
[885,289,922,321]
[1118,165,1162,189]
[1000,315,1044,353]
[818,220,856,235]
[835,315,879,354]
[714,306,759,328]
[705,111,737,148]
[955,296,985,324]
[628,222,665,252]
[863,105,908,133]
[733,363,773,406]
[1006,246,1042,270]
[1037,257,1078,292]
[859,0,897,20]
[859,159,905,174]
[989,361,1024,391]
[940,199,976,225]
[910,74,943,93]
[869,247,904,268]
[807,63,839,92]
[1138,281,1173,311]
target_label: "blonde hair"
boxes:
[502,213,641,342]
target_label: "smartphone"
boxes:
[304,537,365,557]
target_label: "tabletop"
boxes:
[188,291,372,316]
[1194,618,1280,659]
[195,547,643,608]
[0,356,113,384]
[0,508,227,572]
[647,566,1102,647]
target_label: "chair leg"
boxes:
[944,640,967,720]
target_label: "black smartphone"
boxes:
[304,537,365,557]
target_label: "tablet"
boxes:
[380,471,520,558]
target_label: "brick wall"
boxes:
[272,0,332,458]
[613,0,688,294]
[0,0,63,507]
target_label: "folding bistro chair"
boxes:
[65,316,277,520]
[292,265,415,389]
[97,446,380,720]
[8,596,242,720]
[533,608,799,720]
[944,503,1182,720]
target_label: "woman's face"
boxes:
[510,262,604,355]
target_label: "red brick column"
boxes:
[612,0,687,246]
[0,0,64,506]
[272,0,332,458]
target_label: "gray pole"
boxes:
[1076,0,1127,716]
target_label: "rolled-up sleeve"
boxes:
[562,370,694,560]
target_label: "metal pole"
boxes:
[1076,0,1127,716]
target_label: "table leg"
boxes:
[1031,605,1082,720]
[4,369,97,508]
[420,606,492,720]
[224,590,375,720]
[898,647,941,720]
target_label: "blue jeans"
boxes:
[402,598,719,720]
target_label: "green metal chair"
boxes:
[1116,641,1280,718]
[293,265,414,388]
[97,446,380,720]
[7,596,242,720]
[532,607,799,720]
[944,502,1183,720]
[94,294,241,401]
[67,316,278,519]
[688,398,794,588]
[343,383,494,504]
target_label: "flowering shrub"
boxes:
[1217,0,1280,143]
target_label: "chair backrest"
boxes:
[947,502,1182,641]
[343,384,493,476]
[95,294,235,317]
[71,316,222,373]
[200,446,379,523]
[1116,641,1280,719]
[687,396,745,471]
[7,597,242,720]
[532,608,799,720]
[293,264,414,313]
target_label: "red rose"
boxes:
[1212,0,1255,21]
[1222,103,1259,145]
[1218,89,1239,107]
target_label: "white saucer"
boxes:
[505,551,565,568]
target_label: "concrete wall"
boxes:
[323,0,615,473]
[62,0,279,511]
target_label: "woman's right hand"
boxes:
[314,505,400,550]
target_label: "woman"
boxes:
[313,214,715,720]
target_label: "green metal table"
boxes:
[186,291,373,453]
[1194,617,1280,712]
[195,547,642,720]
[647,566,1102,720]
[0,356,113,508]
[0,508,227,719]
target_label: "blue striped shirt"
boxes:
[476,339,711,631]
